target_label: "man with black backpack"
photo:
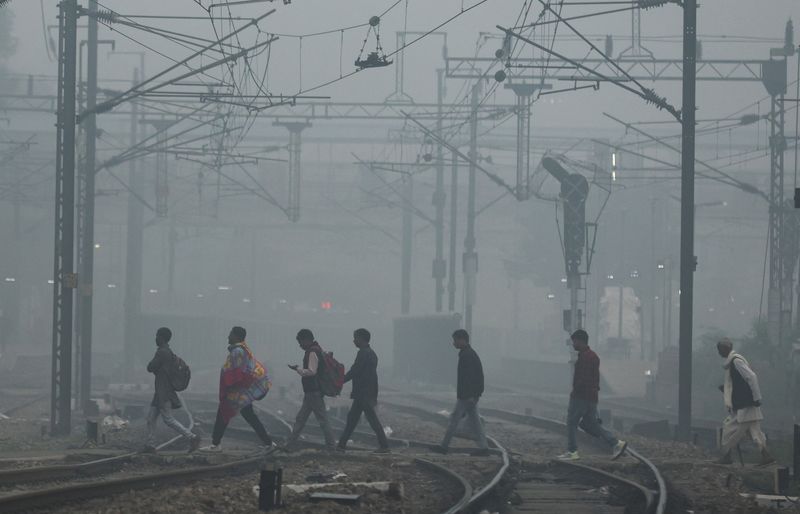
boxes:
[143,327,200,453]
[283,329,336,450]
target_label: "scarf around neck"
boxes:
[722,351,749,409]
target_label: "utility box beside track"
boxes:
[393,314,461,385]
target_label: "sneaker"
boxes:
[611,440,628,460]
[188,436,201,453]
[556,451,580,461]
[758,449,776,466]
[373,447,391,454]
[259,442,277,453]
[715,451,733,465]
[431,445,449,455]
[335,445,346,453]
[140,444,157,454]
[199,444,222,453]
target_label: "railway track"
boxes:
[0,388,663,513]
[0,391,505,513]
[390,391,667,514]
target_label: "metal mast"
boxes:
[677,0,697,442]
[76,0,99,412]
[51,0,79,436]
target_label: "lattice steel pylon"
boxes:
[763,58,788,348]
[51,0,79,436]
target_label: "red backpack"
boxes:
[317,349,345,397]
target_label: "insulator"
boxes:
[739,114,761,125]
[94,8,118,24]
[638,0,670,10]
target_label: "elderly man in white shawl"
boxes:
[716,338,774,465]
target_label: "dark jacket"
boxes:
[730,357,757,411]
[344,345,379,405]
[572,347,600,403]
[456,346,484,400]
[301,345,324,394]
[148,343,180,409]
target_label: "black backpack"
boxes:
[169,354,191,392]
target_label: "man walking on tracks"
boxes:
[436,329,489,456]
[337,328,390,453]
[284,328,336,450]
[558,329,627,461]
[144,327,200,453]
[716,338,775,466]
[199,326,274,453]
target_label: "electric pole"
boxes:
[76,0,99,412]
[51,0,79,436]
[677,0,698,442]
[123,70,143,382]
[464,83,480,333]
[433,70,446,312]
[448,150,458,312]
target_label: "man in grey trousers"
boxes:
[284,328,335,450]
[436,329,489,456]
[143,327,200,453]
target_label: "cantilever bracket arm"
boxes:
[497,25,681,122]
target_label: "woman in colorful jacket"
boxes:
[200,326,273,452]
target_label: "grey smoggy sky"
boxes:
[4,1,800,128]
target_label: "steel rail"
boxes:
[398,393,667,514]
[0,394,195,486]
[0,452,272,513]
[414,458,473,514]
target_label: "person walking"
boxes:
[284,329,336,450]
[144,327,200,453]
[716,338,775,465]
[199,326,273,453]
[557,329,627,461]
[436,329,489,456]
[337,328,390,453]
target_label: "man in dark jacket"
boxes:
[337,328,390,453]
[144,327,199,453]
[284,328,335,449]
[558,329,626,461]
[437,329,488,455]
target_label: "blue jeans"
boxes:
[441,398,488,450]
[567,397,617,452]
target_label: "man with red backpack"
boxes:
[143,327,200,453]
[199,326,273,453]
[284,328,336,450]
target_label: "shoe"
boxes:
[141,444,157,454]
[431,445,448,455]
[758,449,776,466]
[472,448,491,457]
[278,443,297,454]
[716,452,733,465]
[259,442,277,453]
[373,447,391,454]
[335,445,346,453]
[556,451,580,461]
[199,444,222,453]
[188,436,201,453]
[611,440,628,460]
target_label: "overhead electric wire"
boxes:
[291,0,492,97]
[514,5,638,29]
